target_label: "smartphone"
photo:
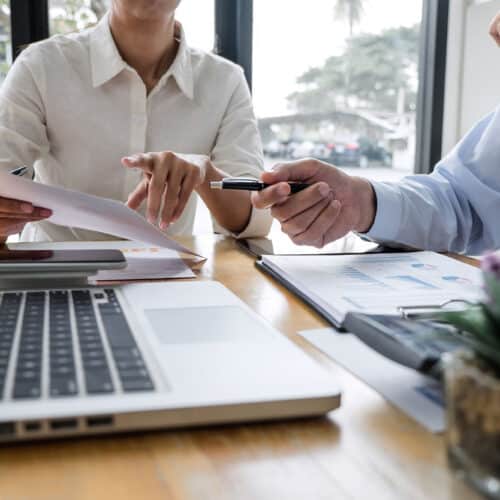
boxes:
[0,249,127,273]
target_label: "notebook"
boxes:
[256,251,482,328]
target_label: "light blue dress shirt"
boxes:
[366,108,500,254]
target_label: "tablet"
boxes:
[238,233,381,257]
[0,249,126,273]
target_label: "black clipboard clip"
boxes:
[397,299,477,320]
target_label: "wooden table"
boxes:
[0,235,481,500]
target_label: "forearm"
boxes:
[366,169,478,253]
[196,161,252,234]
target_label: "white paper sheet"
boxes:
[8,241,196,282]
[300,328,445,433]
[0,170,202,257]
[263,251,482,325]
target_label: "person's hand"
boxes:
[251,159,376,248]
[489,11,500,46]
[122,151,208,229]
[0,197,52,243]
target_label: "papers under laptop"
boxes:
[9,241,196,282]
[257,252,482,328]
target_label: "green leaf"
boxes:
[436,306,500,349]
[484,273,500,324]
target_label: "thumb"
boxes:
[261,160,319,185]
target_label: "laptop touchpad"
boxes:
[145,306,268,344]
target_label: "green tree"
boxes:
[0,0,10,80]
[334,0,364,36]
[51,0,109,35]
[288,25,420,114]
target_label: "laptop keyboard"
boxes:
[0,289,155,400]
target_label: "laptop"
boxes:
[0,281,340,442]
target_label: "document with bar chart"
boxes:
[258,252,483,328]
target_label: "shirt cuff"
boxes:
[213,206,272,239]
[365,181,404,242]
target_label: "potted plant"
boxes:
[440,253,500,499]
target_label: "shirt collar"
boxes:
[90,15,194,100]
[90,13,126,88]
[164,23,194,100]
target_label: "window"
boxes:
[50,0,109,35]
[253,0,423,182]
[0,0,11,85]
[176,1,215,52]
[49,0,215,52]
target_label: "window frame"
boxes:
[10,0,49,60]
[214,0,253,89]
[415,0,450,174]
[8,0,449,175]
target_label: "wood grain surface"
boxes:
[0,236,481,500]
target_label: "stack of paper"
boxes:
[300,328,445,433]
[258,252,482,328]
[8,241,197,282]
[0,170,202,258]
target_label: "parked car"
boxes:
[329,142,362,167]
[290,140,316,159]
[358,138,393,167]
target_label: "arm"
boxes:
[251,109,500,254]
[198,67,272,237]
[366,109,500,253]
[0,47,53,242]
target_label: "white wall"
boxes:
[443,0,500,155]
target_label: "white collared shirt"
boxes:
[0,14,271,242]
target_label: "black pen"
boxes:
[210,177,310,194]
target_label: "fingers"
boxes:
[122,154,155,174]
[123,151,203,228]
[124,152,168,223]
[489,13,500,46]
[0,201,51,241]
[160,167,184,229]
[171,173,198,224]
[280,194,333,237]
[290,199,342,248]
[127,178,149,210]
[251,183,291,209]
[321,205,357,244]
[146,156,169,224]
[0,197,51,218]
[261,159,322,186]
[271,182,331,222]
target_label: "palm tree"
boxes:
[334,0,364,37]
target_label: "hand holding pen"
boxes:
[248,159,376,248]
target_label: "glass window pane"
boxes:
[176,1,214,52]
[0,0,11,85]
[253,0,423,181]
[49,0,214,53]
[50,0,110,34]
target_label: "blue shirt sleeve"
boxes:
[366,107,500,254]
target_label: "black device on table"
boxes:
[0,249,126,272]
[343,312,467,378]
